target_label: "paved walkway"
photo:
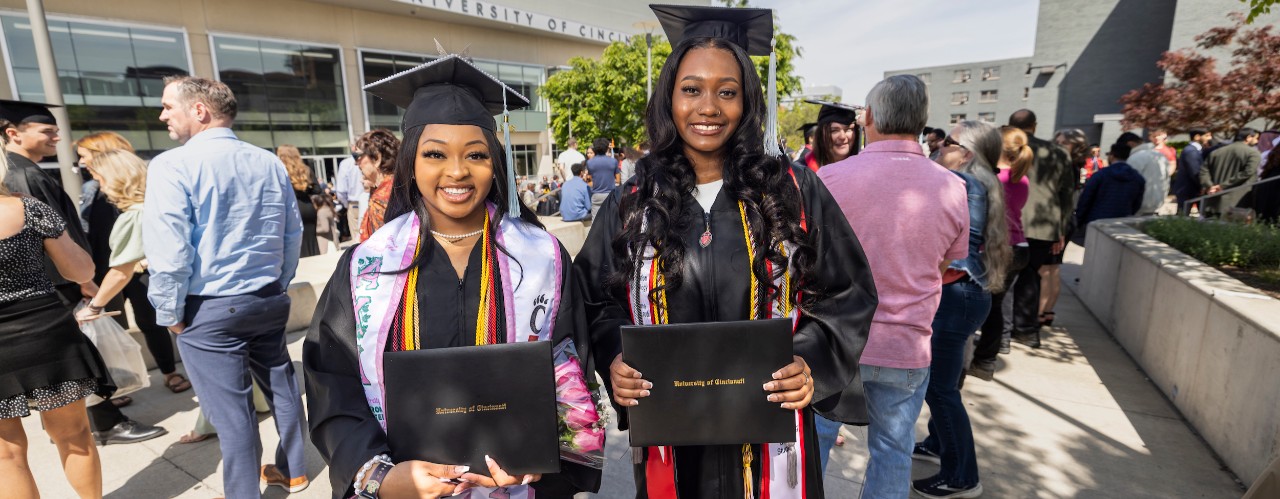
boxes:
[22,248,1246,497]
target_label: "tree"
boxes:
[778,100,822,154]
[1120,13,1280,133]
[1243,0,1278,23]
[541,0,803,149]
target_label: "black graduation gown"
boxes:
[295,184,321,258]
[3,152,90,290]
[304,235,602,499]
[575,165,878,499]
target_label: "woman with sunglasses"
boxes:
[912,121,1011,499]
[355,129,400,241]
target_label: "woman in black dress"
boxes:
[0,159,115,497]
[279,144,322,258]
[576,5,877,498]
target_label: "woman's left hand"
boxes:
[763,355,813,410]
[455,455,540,492]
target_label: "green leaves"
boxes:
[1145,218,1280,268]
[1243,0,1277,23]
[541,1,803,149]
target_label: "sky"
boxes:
[754,0,1041,103]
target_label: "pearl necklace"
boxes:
[430,228,484,240]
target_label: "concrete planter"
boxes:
[1079,217,1280,486]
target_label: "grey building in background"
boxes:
[886,57,1031,131]
[885,0,1278,146]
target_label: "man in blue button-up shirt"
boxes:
[143,76,308,497]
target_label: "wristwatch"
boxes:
[357,462,393,498]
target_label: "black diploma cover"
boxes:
[383,342,560,476]
[621,318,796,447]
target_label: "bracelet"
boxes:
[87,304,104,314]
[357,462,394,499]
[353,454,392,495]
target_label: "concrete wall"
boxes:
[1079,217,1280,485]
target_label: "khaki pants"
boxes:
[346,201,363,240]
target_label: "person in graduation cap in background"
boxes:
[303,54,602,499]
[797,100,862,173]
[577,5,878,498]
[1,101,95,302]
[792,122,816,166]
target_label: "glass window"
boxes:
[1,15,190,157]
[950,92,969,105]
[511,144,538,178]
[952,69,971,83]
[949,113,966,125]
[917,72,931,85]
[978,112,995,123]
[359,50,548,134]
[212,35,349,155]
[980,90,998,102]
[982,66,1000,80]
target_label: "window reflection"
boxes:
[212,36,349,155]
[0,15,190,157]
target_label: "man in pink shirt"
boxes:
[818,74,969,498]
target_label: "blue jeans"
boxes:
[178,286,307,499]
[814,413,843,472]
[861,364,930,498]
[920,279,991,487]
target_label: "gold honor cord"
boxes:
[402,235,423,350]
[474,211,494,346]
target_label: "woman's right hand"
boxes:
[610,353,652,407]
[376,460,467,499]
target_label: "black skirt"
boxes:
[0,293,116,401]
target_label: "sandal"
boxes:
[165,373,192,393]
[178,431,214,444]
[110,395,132,408]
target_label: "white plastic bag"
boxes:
[76,305,150,404]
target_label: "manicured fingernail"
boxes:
[454,465,469,473]
[642,381,653,389]
[773,372,782,379]
[634,372,643,378]
[459,477,473,484]
[631,399,640,406]
[522,476,533,485]
[641,390,650,397]
[485,455,495,465]
[439,477,455,483]
[768,394,778,402]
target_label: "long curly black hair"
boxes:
[609,37,819,312]
[384,124,543,272]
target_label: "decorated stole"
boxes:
[628,191,808,499]
[351,203,563,499]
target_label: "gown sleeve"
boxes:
[572,189,636,429]
[790,166,879,425]
[532,243,604,497]
[302,247,391,499]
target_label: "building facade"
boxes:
[885,57,1032,131]
[0,0,707,177]
[884,0,1279,146]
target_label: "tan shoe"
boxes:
[260,464,309,493]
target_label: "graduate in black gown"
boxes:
[576,5,878,498]
[793,100,862,173]
[304,55,602,499]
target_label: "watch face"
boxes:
[365,482,379,493]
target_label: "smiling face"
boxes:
[8,123,60,160]
[414,124,494,232]
[826,122,856,161]
[671,46,743,165]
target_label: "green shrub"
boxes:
[1143,218,1280,268]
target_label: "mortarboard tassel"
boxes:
[502,89,520,216]
[763,37,782,157]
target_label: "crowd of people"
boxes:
[1,4,1278,499]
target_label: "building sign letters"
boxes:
[392,0,629,43]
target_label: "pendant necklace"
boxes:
[700,211,713,247]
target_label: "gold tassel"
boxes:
[742,443,753,499]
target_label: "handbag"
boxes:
[77,304,151,404]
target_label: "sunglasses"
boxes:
[352,151,365,161]
[943,136,966,150]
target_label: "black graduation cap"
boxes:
[650,4,774,57]
[363,54,530,133]
[806,99,862,125]
[797,122,817,132]
[0,100,58,126]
